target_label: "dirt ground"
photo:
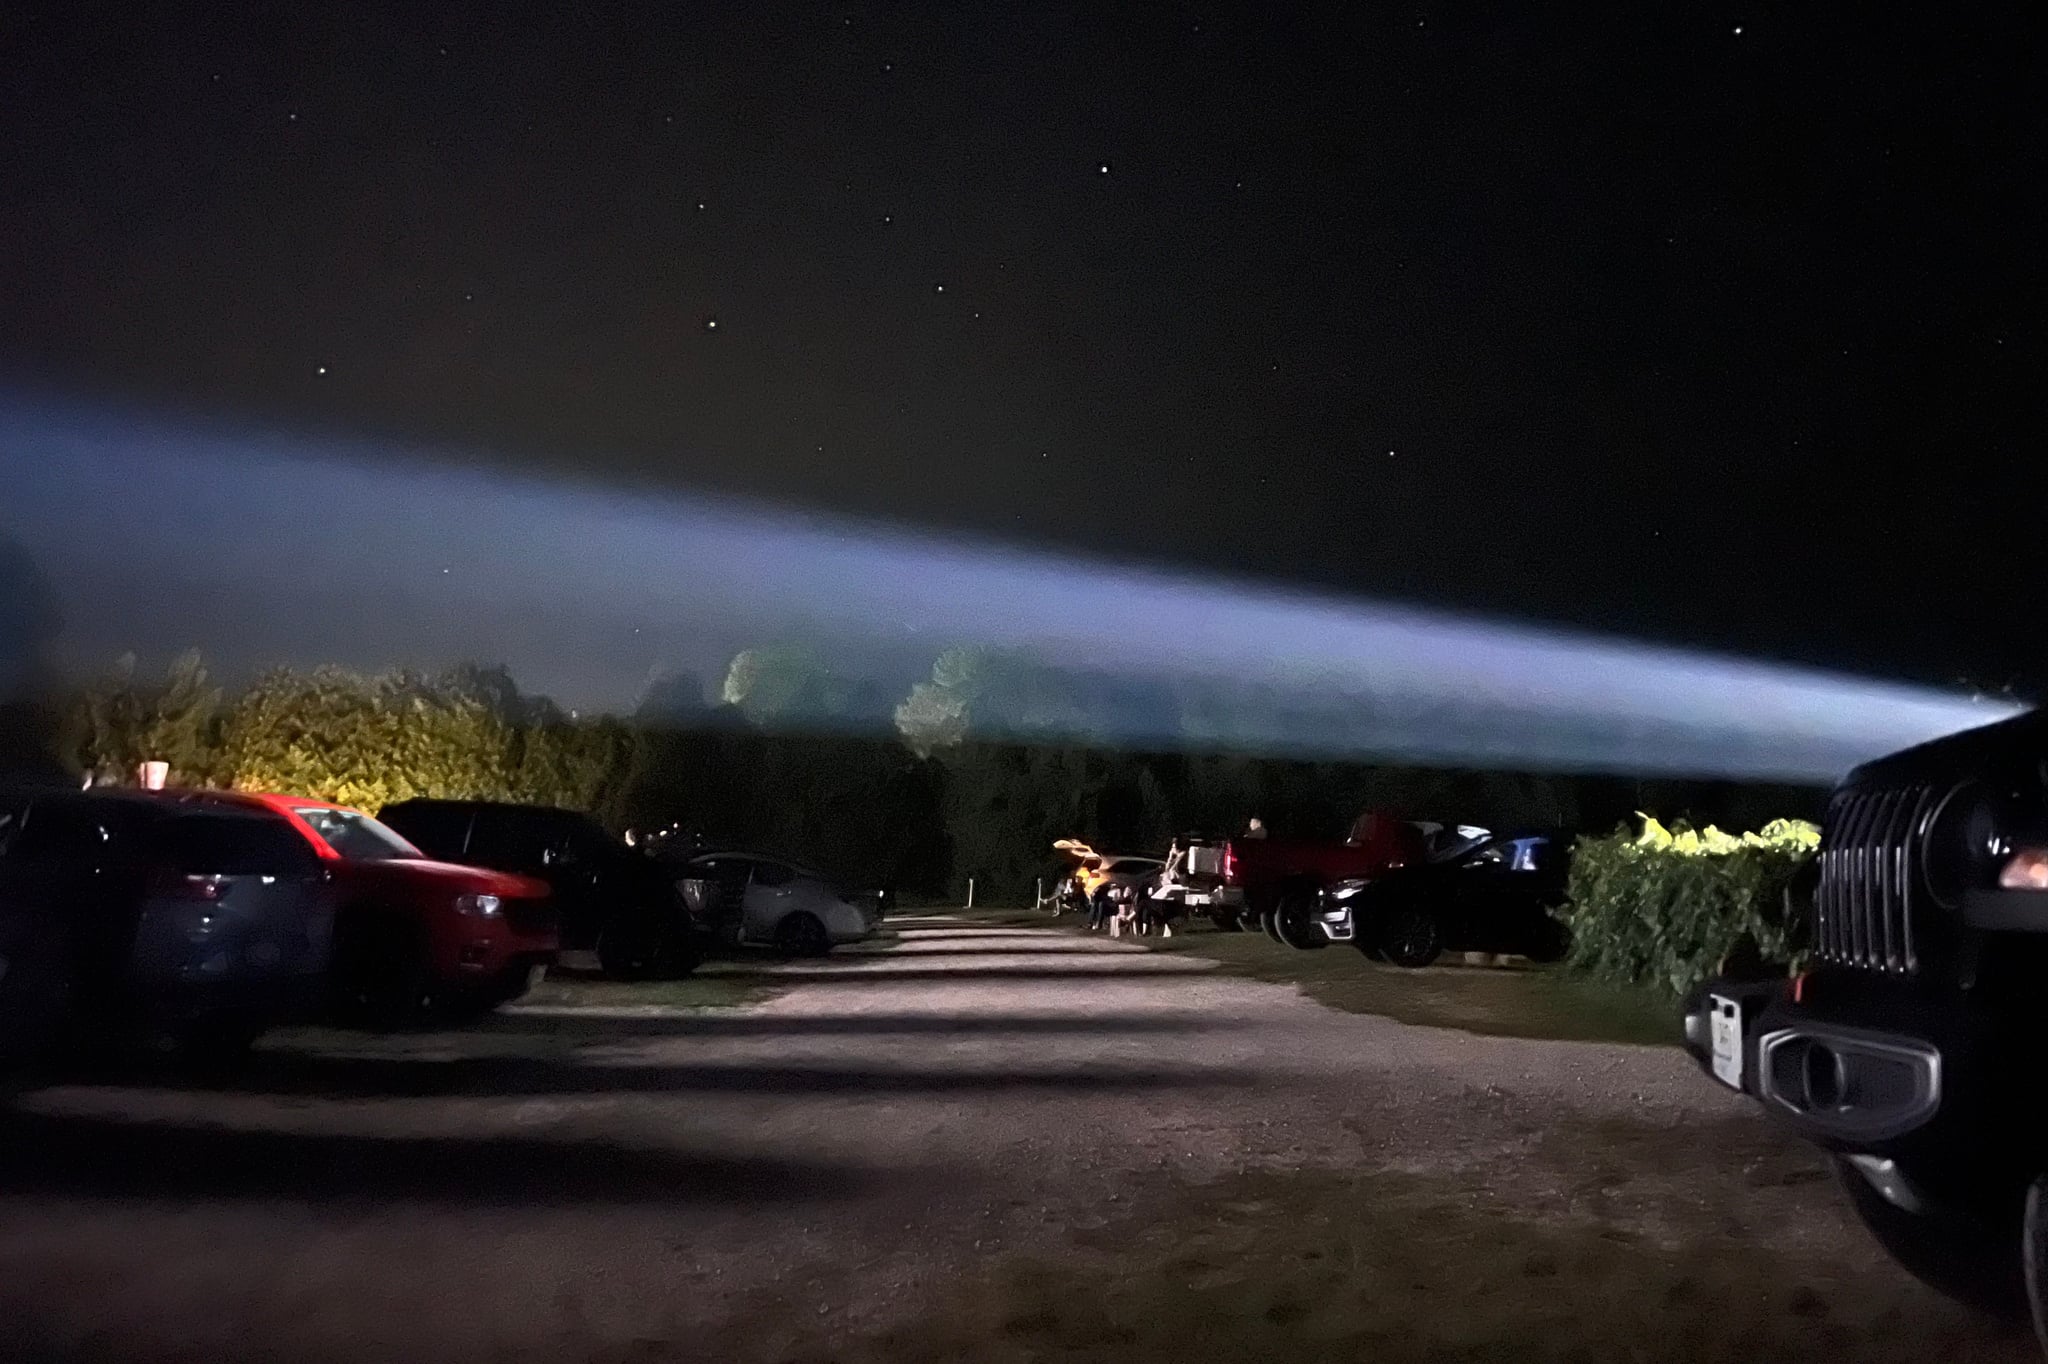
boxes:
[0,917,2032,1363]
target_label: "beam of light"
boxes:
[0,386,2019,782]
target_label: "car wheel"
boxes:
[596,923,658,980]
[335,911,432,1029]
[1839,1156,2023,1318]
[177,1015,265,1069]
[1379,906,1442,969]
[657,929,704,978]
[1273,892,1328,950]
[774,912,830,958]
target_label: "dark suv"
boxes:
[1,787,337,1061]
[1681,708,2048,1334]
[377,799,699,978]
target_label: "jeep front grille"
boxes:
[1814,784,1941,973]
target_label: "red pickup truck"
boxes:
[1168,811,1429,945]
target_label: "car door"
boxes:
[677,856,753,945]
[741,860,799,942]
[1446,839,1520,948]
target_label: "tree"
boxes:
[720,645,883,730]
[216,666,512,810]
[0,533,67,780]
[894,647,1102,754]
[72,649,225,786]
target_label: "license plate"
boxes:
[1708,993,1744,1090]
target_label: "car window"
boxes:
[8,800,129,863]
[464,809,565,871]
[293,807,419,861]
[1461,842,1512,870]
[154,814,324,875]
[751,860,794,887]
[379,803,474,859]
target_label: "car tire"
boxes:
[657,929,704,978]
[774,912,830,958]
[1837,1156,2025,1319]
[1273,892,1327,950]
[335,910,432,1030]
[1379,906,1442,969]
[177,1015,265,1068]
[597,923,658,980]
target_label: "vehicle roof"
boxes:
[673,847,830,878]
[379,797,585,818]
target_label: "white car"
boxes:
[669,851,876,955]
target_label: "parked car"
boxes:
[378,798,697,979]
[0,787,338,1061]
[186,792,556,1024]
[661,850,878,955]
[1325,831,1573,967]
[1410,821,1494,863]
[1052,840,1165,914]
[1173,813,1430,945]
[1679,709,2048,1336]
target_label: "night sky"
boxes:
[3,2,2044,694]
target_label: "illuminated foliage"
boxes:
[1561,814,1820,994]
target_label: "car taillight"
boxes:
[1222,842,1238,883]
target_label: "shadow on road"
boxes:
[486,1010,1222,1040]
[41,1053,1262,1101]
[701,964,1209,986]
[0,1107,889,1207]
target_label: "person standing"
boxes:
[1244,817,1269,839]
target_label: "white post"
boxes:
[966,877,976,909]
[1035,877,1043,910]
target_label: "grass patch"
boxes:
[922,905,1677,1046]
[1155,929,1679,1046]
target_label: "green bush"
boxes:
[216,666,513,811]
[1561,815,1820,995]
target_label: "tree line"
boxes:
[14,648,1828,903]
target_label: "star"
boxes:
[287,111,298,121]
[696,202,705,211]
[882,215,893,224]
[1733,25,1743,34]
[316,365,327,375]
[1099,163,1110,174]
[705,318,718,330]
[934,284,945,293]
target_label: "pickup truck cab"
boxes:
[1680,708,2048,1336]
[1171,812,1430,947]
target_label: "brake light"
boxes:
[1223,842,1238,883]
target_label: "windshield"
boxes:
[293,806,420,862]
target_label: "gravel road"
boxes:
[0,917,2023,1362]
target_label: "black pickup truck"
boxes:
[1681,708,2048,1336]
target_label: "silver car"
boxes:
[671,852,875,956]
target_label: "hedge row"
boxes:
[1561,815,1820,995]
